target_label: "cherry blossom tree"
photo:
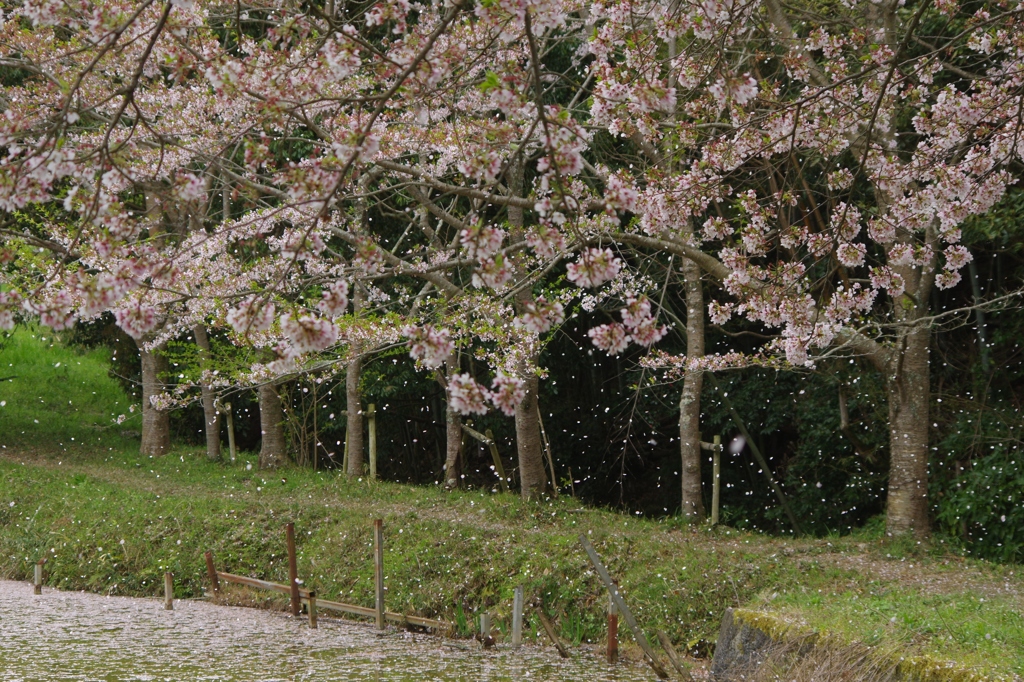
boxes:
[575,0,1024,535]
[2,0,1023,532]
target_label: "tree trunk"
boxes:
[515,369,548,500]
[193,325,221,462]
[259,383,287,469]
[885,325,931,537]
[139,340,171,456]
[878,214,936,537]
[442,351,462,489]
[679,253,706,521]
[504,160,549,500]
[345,353,364,477]
[344,282,366,477]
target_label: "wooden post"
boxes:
[536,405,559,497]
[34,560,43,595]
[373,518,384,630]
[308,590,318,629]
[657,630,696,681]
[536,609,570,658]
[342,424,349,474]
[579,535,669,679]
[368,403,377,480]
[286,523,300,617]
[512,586,524,648]
[484,428,509,492]
[712,435,721,527]
[204,551,220,594]
[480,612,491,639]
[164,572,174,610]
[224,402,237,464]
[708,373,804,535]
[607,591,618,664]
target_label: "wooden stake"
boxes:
[579,535,669,679]
[607,593,618,664]
[484,428,508,492]
[224,402,237,464]
[204,551,220,594]
[164,572,174,610]
[536,405,559,497]
[512,586,524,648]
[313,382,319,472]
[536,609,569,658]
[373,518,384,630]
[368,403,377,480]
[308,590,318,629]
[286,523,300,617]
[479,612,491,638]
[708,373,803,535]
[712,435,721,527]
[342,426,349,473]
[34,560,42,595]
[657,630,696,681]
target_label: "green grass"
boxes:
[0,328,139,452]
[761,581,1024,677]
[1,329,1022,679]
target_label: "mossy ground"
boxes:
[1,329,1021,679]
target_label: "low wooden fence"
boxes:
[204,519,449,632]
[30,517,705,679]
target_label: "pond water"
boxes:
[0,580,656,681]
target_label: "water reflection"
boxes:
[0,581,655,681]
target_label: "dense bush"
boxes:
[936,445,1024,563]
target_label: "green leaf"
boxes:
[478,70,501,93]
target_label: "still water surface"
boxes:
[0,580,655,681]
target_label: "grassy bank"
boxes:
[1,329,1022,679]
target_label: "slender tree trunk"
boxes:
[514,369,547,499]
[345,352,364,477]
[885,325,931,537]
[505,160,548,500]
[193,325,221,462]
[139,340,171,456]
[442,351,463,489]
[679,254,706,521]
[344,283,366,477]
[259,383,287,469]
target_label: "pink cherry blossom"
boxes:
[935,269,963,290]
[566,248,622,288]
[280,231,326,261]
[460,224,505,259]
[588,323,630,355]
[888,243,915,266]
[174,172,206,202]
[488,372,526,416]
[404,324,454,370]
[472,255,513,290]
[526,224,567,260]
[709,301,734,325]
[280,312,340,354]
[114,304,159,339]
[518,296,565,334]
[318,280,350,317]
[869,267,906,298]
[620,297,653,329]
[837,242,867,268]
[227,297,276,335]
[448,373,489,416]
[943,244,973,270]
